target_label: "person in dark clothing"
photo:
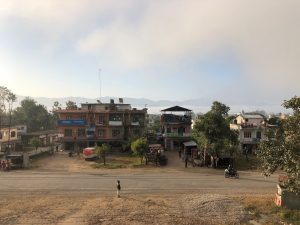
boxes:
[185,155,188,168]
[116,180,121,198]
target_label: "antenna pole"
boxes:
[98,68,101,100]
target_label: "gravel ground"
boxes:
[0,192,246,225]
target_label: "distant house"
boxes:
[160,106,192,150]
[21,130,59,147]
[0,125,27,153]
[230,113,270,154]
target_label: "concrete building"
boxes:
[160,106,192,150]
[0,125,27,153]
[230,113,269,154]
[56,100,147,151]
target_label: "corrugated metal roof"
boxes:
[161,105,192,112]
[242,114,264,119]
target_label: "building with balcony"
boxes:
[56,99,147,151]
[160,106,192,150]
[230,113,270,154]
[0,125,27,153]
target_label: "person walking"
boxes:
[185,155,188,168]
[116,180,121,198]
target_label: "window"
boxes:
[244,131,252,138]
[99,115,106,124]
[98,129,105,137]
[80,115,86,120]
[64,129,73,137]
[112,129,121,137]
[109,114,122,121]
[167,128,171,133]
[77,128,85,137]
[256,131,261,139]
[10,131,16,138]
[0,132,2,139]
[66,115,72,120]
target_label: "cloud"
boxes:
[1,0,299,104]
[76,1,300,92]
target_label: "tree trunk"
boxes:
[140,155,143,165]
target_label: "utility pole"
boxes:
[98,68,101,100]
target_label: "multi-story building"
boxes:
[56,100,147,151]
[230,113,269,154]
[160,106,192,150]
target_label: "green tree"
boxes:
[258,96,300,194]
[0,87,16,154]
[13,98,55,132]
[65,100,77,110]
[29,137,41,152]
[95,144,110,165]
[192,101,238,157]
[131,137,148,165]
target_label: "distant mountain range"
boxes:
[15,95,285,114]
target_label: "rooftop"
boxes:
[240,114,265,119]
[161,106,192,112]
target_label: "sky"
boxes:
[0,0,299,111]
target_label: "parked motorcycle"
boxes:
[224,168,239,178]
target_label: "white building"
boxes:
[230,113,267,154]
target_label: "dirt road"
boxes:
[0,151,279,225]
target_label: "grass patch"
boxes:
[92,156,141,169]
[234,155,261,171]
[92,163,125,169]
[239,195,300,225]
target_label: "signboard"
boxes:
[58,120,87,126]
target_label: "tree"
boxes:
[192,101,238,157]
[95,144,110,165]
[0,87,16,154]
[258,96,300,194]
[65,100,77,110]
[29,137,41,152]
[131,137,148,165]
[13,98,55,132]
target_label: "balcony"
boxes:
[109,121,123,126]
[163,132,191,138]
[131,121,140,126]
[161,114,192,124]
[240,137,261,144]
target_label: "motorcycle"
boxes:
[224,168,239,178]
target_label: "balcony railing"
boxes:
[163,132,191,138]
[109,121,123,126]
[240,137,261,144]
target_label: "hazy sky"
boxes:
[0,0,299,107]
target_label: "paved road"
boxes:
[0,169,278,195]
